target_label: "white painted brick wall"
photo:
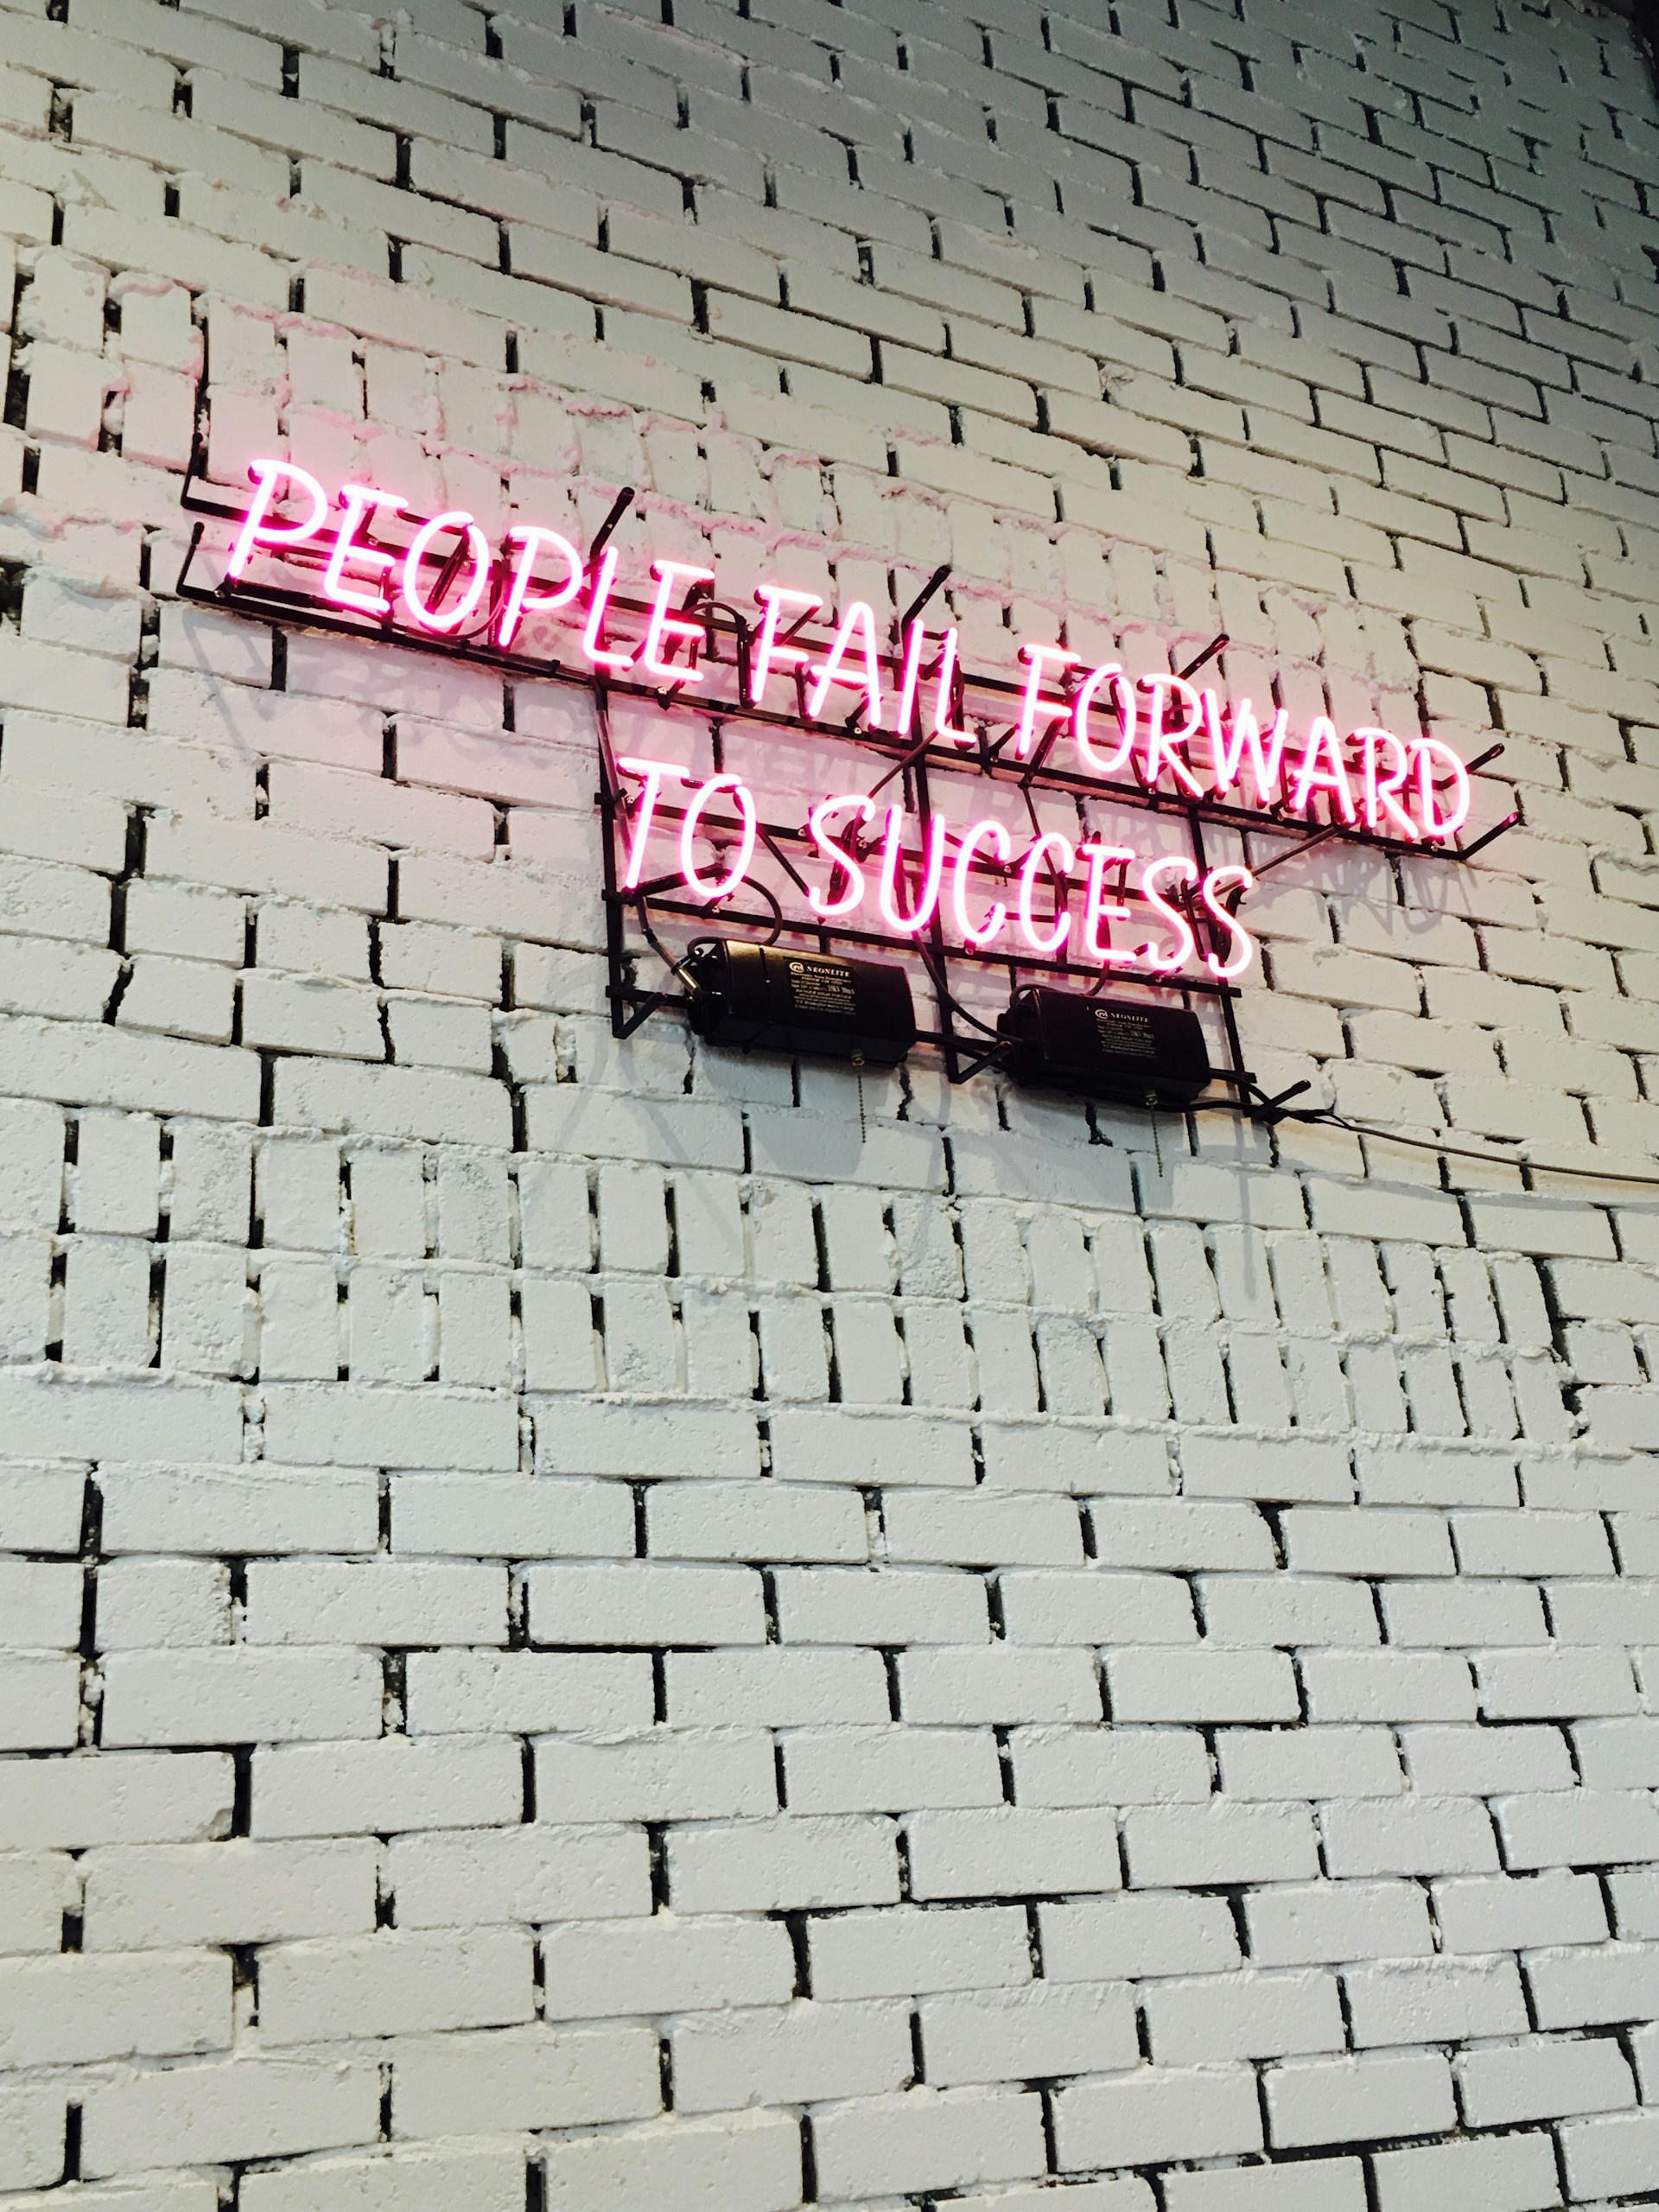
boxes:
[0,0,1657,2201]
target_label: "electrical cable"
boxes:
[1194,1096,1659,1192]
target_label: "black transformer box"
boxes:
[683,941,917,1065]
[998,987,1211,1109]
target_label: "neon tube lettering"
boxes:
[1072,663,1136,778]
[876,805,948,934]
[322,484,405,616]
[895,626,969,744]
[1018,834,1073,955]
[807,796,876,918]
[1356,728,1419,841]
[1014,643,1079,760]
[680,774,757,900]
[930,628,971,745]
[895,620,925,734]
[1138,855,1198,973]
[1414,739,1471,842]
[950,819,1012,949]
[401,511,491,634]
[228,459,329,579]
[1290,716,1357,823]
[641,560,715,685]
[1206,693,1291,809]
[1139,674,1206,798]
[751,585,823,704]
[582,548,635,673]
[1200,866,1256,980]
[1079,842,1138,967]
[495,524,582,648]
[615,755,682,890]
[808,601,884,728]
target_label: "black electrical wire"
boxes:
[1195,1096,1659,1192]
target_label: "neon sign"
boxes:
[181,463,1511,1091]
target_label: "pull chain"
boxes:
[853,1050,868,1142]
[1145,1088,1162,1179]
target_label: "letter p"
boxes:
[227,459,330,581]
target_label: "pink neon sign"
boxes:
[213,461,1476,849]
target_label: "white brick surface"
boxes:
[3,0,1659,2202]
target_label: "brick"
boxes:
[541,1915,793,2020]
[390,2023,658,2137]
[1458,2031,1636,2126]
[899,1647,1101,1725]
[1041,1892,1241,1979]
[811,2085,1045,2201]
[1054,2066,1263,2169]
[100,1649,382,1746]
[259,1928,535,2044]
[81,2055,381,2177]
[1370,2130,1561,2212]
[253,1738,520,1840]
[538,2112,799,2212]
[1560,2108,1659,2202]
[524,1562,766,1644]
[906,1808,1120,1899]
[671,1997,912,2111]
[238,2144,522,2212]
[1268,2048,1454,2150]
[1435,1871,1607,1953]
[1124,1803,1320,1887]
[1145,1967,1344,2064]
[82,1840,376,1950]
[918,1980,1138,2084]
[0,1950,229,2067]
[1344,1955,1528,2044]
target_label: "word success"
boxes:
[226,462,1472,846]
[617,757,1258,980]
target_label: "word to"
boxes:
[617,758,1257,980]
